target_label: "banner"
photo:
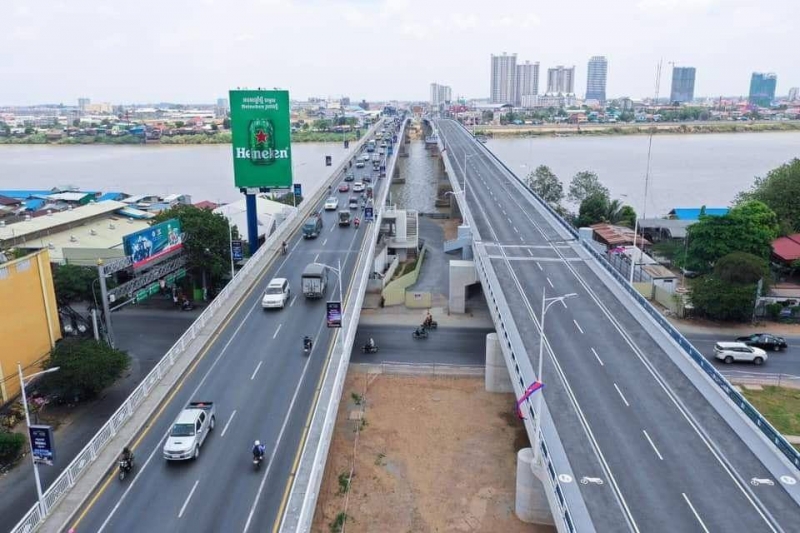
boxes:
[326,301,342,328]
[229,89,293,189]
[29,425,55,465]
[122,218,183,269]
[231,239,244,261]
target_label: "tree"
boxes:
[575,192,609,228]
[736,159,800,233]
[39,338,130,401]
[686,201,779,272]
[210,123,218,132]
[688,276,758,322]
[481,110,494,123]
[222,117,231,129]
[527,165,563,204]
[714,252,768,285]
[52,264,98,305]
[568,171,609,203]
[72,118,80,128]
[312,119,332,131]
[175,121,185,128]
[616,205,637,228]
[151,204,232,288]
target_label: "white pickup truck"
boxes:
[163,402,216,461]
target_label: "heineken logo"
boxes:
[255,129,268,143]
[235,147,289,160]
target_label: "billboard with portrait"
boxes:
[123,218,183,269]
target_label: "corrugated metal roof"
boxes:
[47,192,92,202]
[591,224,651,247]
[23,217,151,263]
[637,218,693,239]
[0,190,55,200]
[772,233,800,262]
[0,200,128,241]
[668,207,729,220]
[23,199,45,211]
[97,192,125,202]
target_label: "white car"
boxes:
[355,160,365,168]
[353,182,365,192]
[713,342,767,365]
[324,196,339,210]
[362,154,370,162]
[262,278,291,309]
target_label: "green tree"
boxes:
[39,339,130,401]
[222,117,231,129]
[686,201,779,271]
[568,171,609,203]
[175,121,185,128]
[52,264,98,305]
[24,126,34,135]
[72,118,80,128]
[527,165,563,204]
[312,119,332,131]
[616,205,637,228]
[714,252,768,285]
[688,276,758,322]
[481,110,494,123]
[575,192,610,227]
[736,159,800,233]
[151,204,232,287]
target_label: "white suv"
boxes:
[261,278,290,309]
[713,342,767,365]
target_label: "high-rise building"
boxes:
[789,87,799,102]
[78,98,90,112]
[585,56,608,103]
[749,72,777,107]
[429,83,452,107]
[515,61,540,106]
[669,67,696,104]
[546,66,575,95]
[490,53,517,104]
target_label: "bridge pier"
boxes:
[447,259,477,313]
[485,332,514,393]
[516,448,556,526]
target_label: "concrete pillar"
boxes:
[516,448,556,526]
[457,225,473,260]
[485,333,514,393]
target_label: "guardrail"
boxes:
[11,121,385,533]
[448,119,800,472]
[280,118,408,533]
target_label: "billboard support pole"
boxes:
[246,193,259,256]
[97,260,115,348]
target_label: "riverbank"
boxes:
[475,120,800,138]
[0,130,359,145]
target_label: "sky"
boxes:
[0,0,797,105]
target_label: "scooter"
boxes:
[362,343,379,354]
[412,329,428,340]
[118,458,133,481]
[253,454,263,470]
[303,338,313,356]
[422,320,438,330]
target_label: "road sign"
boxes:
[326,301,342,328]
[231,239,244,261]
[293,183,302,199]
[364,206,374,222]
[29,425,55,465]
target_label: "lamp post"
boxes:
[533,289,577,466]
[96,259,115,348]
[18,364,60,515]
[313,259,343,305]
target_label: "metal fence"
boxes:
[455,119,800,472]
[11,120,385,533]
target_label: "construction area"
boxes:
[313,370,555,533]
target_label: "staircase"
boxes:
[406,210,418,240]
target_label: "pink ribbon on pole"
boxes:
[516,381,544,420]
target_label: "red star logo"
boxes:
[255,129,268,143]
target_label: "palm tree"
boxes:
[605,199,625,224]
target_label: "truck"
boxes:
[301,263,328,299]
[338,210,351,226]
[163,402,216,461]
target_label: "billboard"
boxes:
[123,218,183,269]
[29,425,55,465]
[326,301,342,328]
[229,89,293,189]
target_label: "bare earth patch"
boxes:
[313,373,554,533]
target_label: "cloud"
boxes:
[636,0,717,12]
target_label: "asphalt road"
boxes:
[437,119,799,532]
[683,333,800,376]
[70,120,400,533]
[350,324,493,365]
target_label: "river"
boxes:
[1,132,798,216]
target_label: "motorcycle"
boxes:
[412,329,428,340]
[362,343,379,354]
[303,338,313,355]
[422,319,438,330]
[253,454,264,470]
[118,458,133,481]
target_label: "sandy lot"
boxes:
[313,373,554,533]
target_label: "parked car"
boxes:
[735,333,788,351]
[713,342,767,365]
[338,183,350,193]
[261,278,290,309]
[324,196,339,210]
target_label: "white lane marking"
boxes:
[682,493,710,533]
[573,320,584,334]
[643,430,663,461]
[560,299,568,309]
[507,216,512,224]
[221,410,237,437]
[178,480,200,518]
[313,253,319,263]
[273,323,282,339]
[250,361,262,381]
[591,347,604,366]
[613,383,630,407]
[536,262,542,271]
[322,238,328,246]
[330,224,336,233]
[514,226,519,233]
[289,295,297,307]
[546,277,554,288]
[527,249,534,256]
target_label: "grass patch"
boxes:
[329,511,351,533]
[337,472,351,494]
[741,386,800,437]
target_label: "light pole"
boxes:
[313,260,344,326]
[533,289,577,466]
[96,259,115,348]
[18,363,60,515]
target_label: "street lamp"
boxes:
[533,289,577,466]
[312,259,344,321]
[17,363,60,515]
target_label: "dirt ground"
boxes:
[313,373,554,533]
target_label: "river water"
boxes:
[1,132,798,216]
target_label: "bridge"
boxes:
[12,114,800,533]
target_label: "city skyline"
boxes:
[586,56,608,104]
[0,0,797,105]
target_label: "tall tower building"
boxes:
[789,87,799,102]
[749,72,777,107]
[429,83,452,107]
[546,66,575,95]
[669,67,696,104]
[490,53,517,104]
[515,61,540,106]
[585,56,608,104]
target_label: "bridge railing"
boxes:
[451,119,800,472]
[11,121,385,533]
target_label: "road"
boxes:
[69,120,400,533]
[350,325,492,365]
[683,333,800,377]
[438,118,800,532]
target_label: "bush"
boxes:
[0,431,26,463]
[689,276,757,322]
[765,303,783,320]
[39,339,130,402]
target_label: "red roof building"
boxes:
[772,233,800,264]
[193,200,219,210]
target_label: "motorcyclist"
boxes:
[252,440,265,460]
[303,336,313,351]
[414,326,425,337]
[354,217,360,228]
[281,240,288,254]
[120,447,134,469]
[365,337,376,351]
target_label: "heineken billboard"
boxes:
[229,89,293,189]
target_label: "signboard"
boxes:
[325,155,332,167]
[229,89,293,189]
[29,425,55,465]
[364,206,374,222]
[326,301,342,328]
[293,183,302,199]
[231,239,244,261]
[122,218,183,270]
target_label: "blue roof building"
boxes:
[668,207,729,221]
[97,192,126,202]
[0,190,55,200]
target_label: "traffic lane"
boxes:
[683,333,800,376]
[350,325,492,365]
[538,260,777,532]
[563,259,799,527]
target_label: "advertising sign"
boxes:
[325,155,332,167]
[326,301,342,328]
[123,219,183,269]
[293,183,302,199]
[231,239,244,261]
[229,89,293,189]
[29,425,55,465]
[364,206,374,222]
